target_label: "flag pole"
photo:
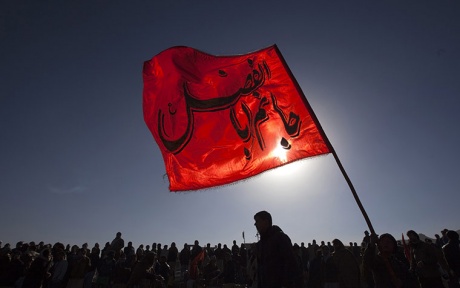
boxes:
[273,45,376,235]
[330,148,376,235]
[313,117,376,235]
[312,115,376,235]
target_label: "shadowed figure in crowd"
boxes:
[406,230,444,288]
[253,210,302,288]
[331,238,360,288]
[442,230,460,288]
[110,232,124,260]
[22,248,52,288]
[363,233,418,288]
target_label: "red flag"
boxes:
[143,45,331,191]
[401,233,411,261]
[189,249,205,280]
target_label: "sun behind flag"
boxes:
[143,45,331,191]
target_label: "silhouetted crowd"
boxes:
[0,228,459,288]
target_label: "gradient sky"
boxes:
[1,1,459,250]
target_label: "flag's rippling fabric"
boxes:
[143,45,331,191]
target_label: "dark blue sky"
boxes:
[1,1,459,248]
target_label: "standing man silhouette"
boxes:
[253,211,301,288]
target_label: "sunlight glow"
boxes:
[271,141,289,163]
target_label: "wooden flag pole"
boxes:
[274,45,376,235]
[330,147,376,235]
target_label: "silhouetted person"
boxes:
[321,246,339,288]
[363,230,371,248]
[442,230,460,287]
[110,232,124,260]
[167,242,178,272]
[308,250,322,288]
[155,255,170,287]
[331,238,360,288]
[96,250,115,288]
[22,248,52,288]
[127,252,163,287]
[441,229,449,245]
[407,230,444,288]
[179,243,190,280]
[232,240,240,256]
[190,240,202,261]
[253,210,302,288]
[363,233,417,288]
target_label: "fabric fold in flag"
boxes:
[143,45,331,191]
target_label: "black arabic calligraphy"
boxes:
[158,59,302,160]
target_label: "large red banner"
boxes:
[143,45,331,191]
